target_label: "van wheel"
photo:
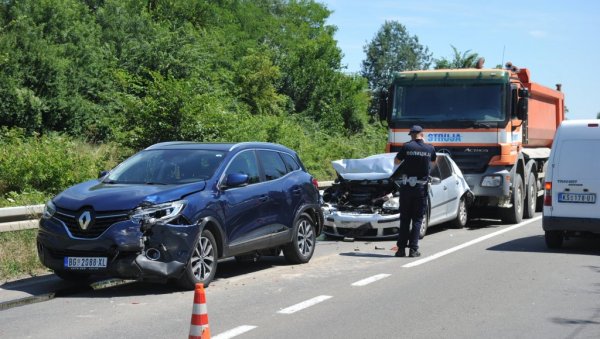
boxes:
[523,173,536,219]
[283,213,316,264]
[500,175,524,224]
[178,229,218,290]
[451,196,468,229]
[545,231,563,249]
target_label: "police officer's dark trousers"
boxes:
[397,184,427,251]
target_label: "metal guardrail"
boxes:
[0,181,335,233]
[0,205,44,232]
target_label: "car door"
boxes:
[256,150,289,238]
[437,155,460,220]
[428,160,447,225]
[220,150,271,250]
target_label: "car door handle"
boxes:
[259,195,269,202]
[443,186,448,190]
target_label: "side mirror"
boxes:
[430,177,441,184]
[378,88,388,121]
[223,173,249,188]
[517,88,529,120]
[98,170,109,179]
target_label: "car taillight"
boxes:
[544,181,552,206]
[311,178,319,189]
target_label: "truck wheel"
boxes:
[500,175,524,224]
[451,196,468,229]
[523,173,537,219]
[178,229,218,290]
[545,231,563,249]
[283,213,316,264]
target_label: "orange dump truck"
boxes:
[380,62,564,223]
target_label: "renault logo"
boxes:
[78,211,92,230]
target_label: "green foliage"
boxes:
[0,229,46,280]
[0,128,122,198]
[434,45,480,69]
[596,112,600,119]
[361,21,432,115]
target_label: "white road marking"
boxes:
[351,274,391,287]
[277,295,332,314]
[213,325,258,339]
[403,216,542,268]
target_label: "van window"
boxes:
[556,140,600,179]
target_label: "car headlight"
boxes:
[481,175,502,187]
[382,197,400,210]
[42,200,56,219]
[130,200,187,225]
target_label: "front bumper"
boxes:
[322,207,400,239]
[37,216,199,282]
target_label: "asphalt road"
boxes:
[1,213,599,339]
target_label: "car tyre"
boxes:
[500,175,524,224]
[451,196,468,229]
[418,207,429,239]
[178,229,218,290]
[54,270,91,283]
[523,173,536,219]
[283,213,316,264]
[545,231,563,249]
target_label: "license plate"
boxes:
[64,257,107,269]
[558,193,596,204]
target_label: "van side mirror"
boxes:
[517,88,529,120]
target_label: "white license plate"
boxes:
[558,193,596,204]
[64,257,107,269]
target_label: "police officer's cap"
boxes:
[408,125,423,134]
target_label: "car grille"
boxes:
[54,208,130,239]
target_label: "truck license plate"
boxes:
[64,257,107,269]
[558,193,596,204]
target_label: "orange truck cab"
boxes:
[380,62,564,223]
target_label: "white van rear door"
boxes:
[551,139,600,218]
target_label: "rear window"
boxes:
[556,140,600,179]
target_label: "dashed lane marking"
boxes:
[213,325,258,339]
[402,216,542,268]
[351,274,391,286]
[277,295,332,314]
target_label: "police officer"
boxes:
[394,125,436,257]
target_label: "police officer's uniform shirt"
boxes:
[395,139,436,179]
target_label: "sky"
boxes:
[319,0,600,120]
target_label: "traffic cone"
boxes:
[189,283,211,339]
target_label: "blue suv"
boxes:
[37,142,323,288]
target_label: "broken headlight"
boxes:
[130,200,187,225]
[382,197,400,210]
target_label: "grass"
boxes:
[0,229,49,282]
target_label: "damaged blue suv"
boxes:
[37,142,323,289]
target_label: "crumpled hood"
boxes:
[332,153,400,180]
[53,179,206,211]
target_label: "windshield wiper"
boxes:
[144,181,167,185]
[452,120,494,129]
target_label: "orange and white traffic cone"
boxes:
[189,283,211,339]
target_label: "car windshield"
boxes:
[392,84,506,124]
[105,149,226,185]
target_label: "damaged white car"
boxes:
[322,153,473,240]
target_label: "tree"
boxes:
[434,45,480,69]
[361,21,432,116]
[596,112,600,119]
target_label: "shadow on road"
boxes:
[487,234,600,255]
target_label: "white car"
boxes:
[322,153,473,240]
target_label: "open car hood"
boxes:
[332,153,400,181]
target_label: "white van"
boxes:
[543,119,600,248]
